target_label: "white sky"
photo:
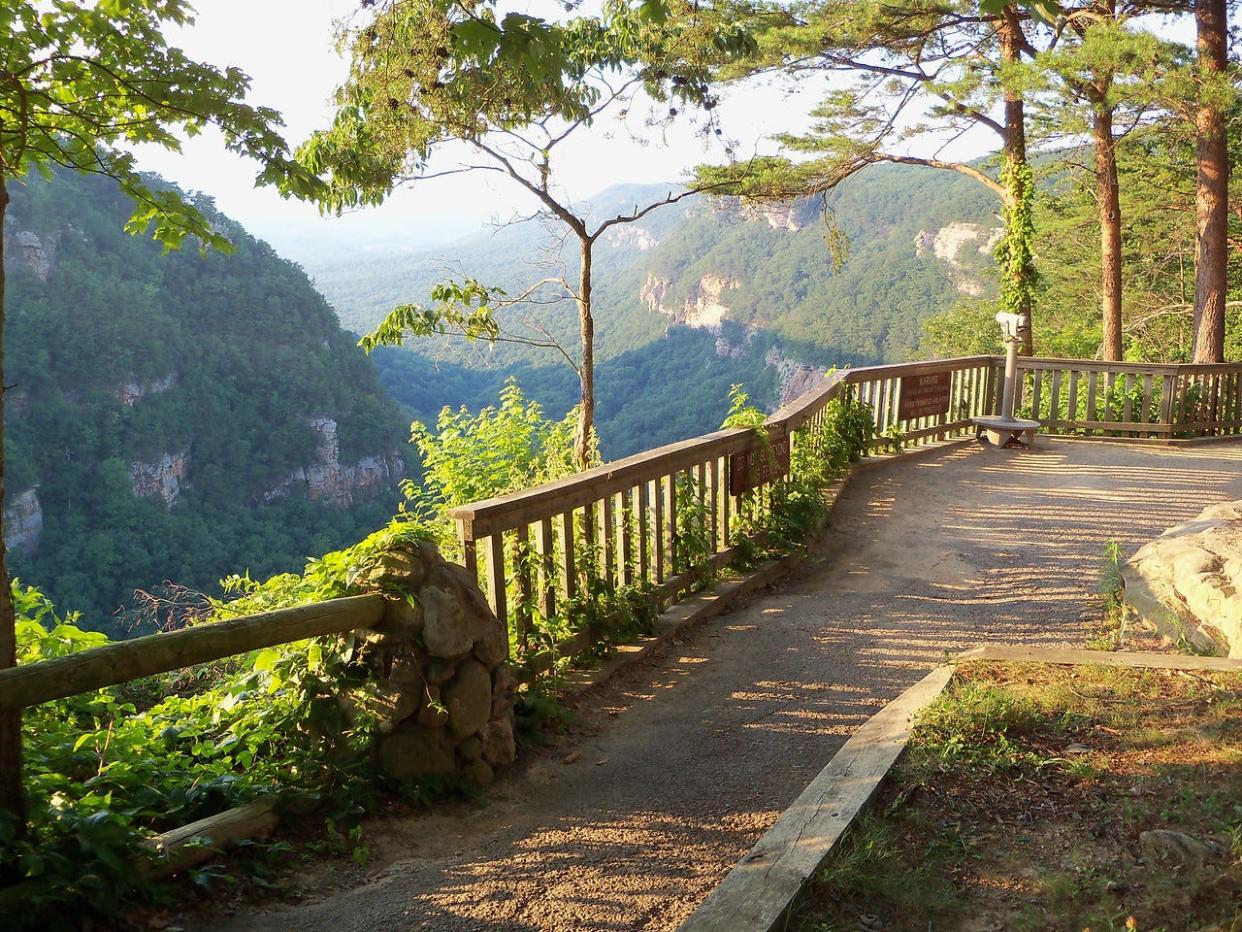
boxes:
[131,1,1205,256]
[132,0,988,253]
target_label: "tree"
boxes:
[299,0,750,468]
[1191,0,1233,362]
[696,0,1046,352]
[1037,3,1186,360]
[0,0,313,833]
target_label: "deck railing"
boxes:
[1014,357,1242,439]
[447,355,999,660]
[3,353,1241,707]
[448,354,1242,662]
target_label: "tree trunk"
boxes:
[0,176,25,834]
[573,237,595,471]
[1192,0,1228,363]
[1001,4,1034,356]
[1094,104,1124,361]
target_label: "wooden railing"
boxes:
[3,354,1240,708]
[0,595,384,710]
[1014,358,1242,439]
[447,355,998,658]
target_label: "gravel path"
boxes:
[194,439,1242,932]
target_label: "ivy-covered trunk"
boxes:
[574,237,596,472]
[998,4,1035,357]
[0,176,25,836]
[1192,0,1228,363]
[1094,103,1124,362]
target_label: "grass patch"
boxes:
[793,661,1242,931]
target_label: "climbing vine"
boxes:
[995,159,1038,322]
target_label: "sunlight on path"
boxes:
[195,439,1242,932]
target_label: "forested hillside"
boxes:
[305,164,1000,456]
[2,169,409,634]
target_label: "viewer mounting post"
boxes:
[972,313,1040,447]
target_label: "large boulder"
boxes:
[1123,501,1242,657]
[420,585,472,658]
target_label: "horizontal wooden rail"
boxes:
[0,594,385,710]
[11,355,1241,708]
[447,355,999,666]
[1015,357,1242,440]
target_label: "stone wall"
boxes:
[348,538,516,788]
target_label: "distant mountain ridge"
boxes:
[302,164,1001,457]
[3,168,409,632]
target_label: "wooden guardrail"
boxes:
[2,354,1239,709]
[0,594,384,710]
[447,355,999,654]
[1015,357,1242,439]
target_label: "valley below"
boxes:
[3,162,999,635]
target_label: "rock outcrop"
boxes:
[914,222,1001,297]
[720,197,808,232]
[6,230,55,281]
[641,273,739,332]
[349,539,516,787]
[604,225,658,252]
[266,417,404,508]
[1123,501,1242,657]
[117,374,177,407]
[3,487,43,552]
[765,346,827,406]
[129,451,190,508]
[715,326,755,360]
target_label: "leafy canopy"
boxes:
[0,0,319,249]
[297,0,751,211]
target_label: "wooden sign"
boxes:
[898,371,952,420]
[729,436,790,495]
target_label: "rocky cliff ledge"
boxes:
[641,273,740,332]
[265,417,404,508]
[3,487,43,552]
[129,451,190,508]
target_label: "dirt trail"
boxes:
[192,440,1242,932]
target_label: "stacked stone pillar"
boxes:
[345,539,516,787]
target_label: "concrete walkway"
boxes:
[197,439,1242,932]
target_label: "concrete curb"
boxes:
[677,643,1239,932]
[958,644,1242,672]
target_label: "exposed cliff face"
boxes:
[715,326,755,360]
[914,222,1001,297]
[715,197,809,232]
[764,347,827,406]
[117,374,177,407]
[265,417,406,508]
[3,487,43,553]
[5,230,56,281]
[603,225,658,252]
[641,273,740,332]
[129,452,190,507]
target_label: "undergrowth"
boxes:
[3,377,875,924]
[4,521,446,926]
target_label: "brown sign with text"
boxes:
[898,371,952,420]
[729,436,791,495]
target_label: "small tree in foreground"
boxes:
[0,0,315,835]
[300,0,751,469]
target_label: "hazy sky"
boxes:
[132,0,995,253]
[131,2,1203,255]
